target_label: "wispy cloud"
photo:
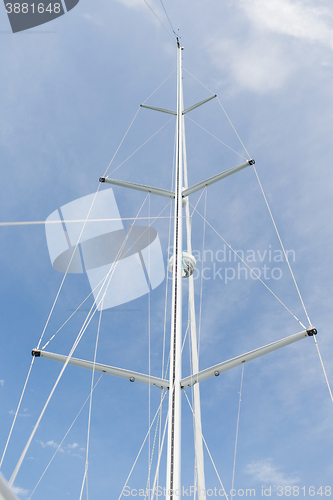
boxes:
[8,408,31,417]
[240,0,333,49]
[210,37,293,93]
[0,380,4,386]
[112,0,146,10]
[12,485,29,497]
[245,458,299,486]
[67,442,79,450]
[209,0,333,93]
[37,440,84,457]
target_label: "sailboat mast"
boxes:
[166,40,184,500]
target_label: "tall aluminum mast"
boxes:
[166,39,184,500]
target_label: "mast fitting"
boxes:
[306,327,317,336]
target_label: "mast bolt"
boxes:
[214,371,219,376]
[129,376,135,382]
[99,177,106,183]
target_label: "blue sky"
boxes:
[0,0,333,499]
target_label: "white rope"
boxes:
[106,117,174,179]
[198,189,207,359]
[182,68,216,95]
[117,391,169,500]
[9,298,99,487]
[313,336,333,403]
[28,375,103,499]
[151,409,169,500]
[9,192,153,486]
[0,217,180,227]
[189,201,306,329]
[105,108,140,177]
[144,397,163,500]
[231,364,244,493]
[190,188,206,219]
[142,70,176,105]
[79,303,104,500]
[148,194,151,499]
[183,390,229,500]
[0,357,35,469]
[216,97,251,160]
[142,0,175,42]
[185,116,247,161]
[252,165,312,326]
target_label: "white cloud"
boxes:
[0,380,4,386]
[208,0,333,93]
[246,458,299,486]
[240,0,333,49]
[8,408,31,417]
[67,442,79,450]
[210,37,293,93]
[37,440,84,456]
[12,485,29,497]
[37,440,64,453]
[112,0,146,10]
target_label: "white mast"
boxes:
[182,112,206,500]
[166,39,184,500]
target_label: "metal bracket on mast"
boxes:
[182,159,255,198]
[99,177,175,199]
[32,349,169,389]
[180,327,317,388]
[140,95,217,117]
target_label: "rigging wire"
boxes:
[0,358,35,469]
[183,390,229,500]
[159,0,177,37]
[156,121,177,495]
[8,297,100,488]
[106,117,175,179]
[252,164,312,326]
[1,187,104,473]
[8,194,153,486]
[189,186,206,219]
[117,390,169,500]
[197,188,207,360]
[42,198,173,349]
[105,108,141,177]
[231,364,244,494]
[187,66,312,327]
[185,115,248,161]
[142,69,176,106]
[182,67,250,161]
[148,193,151,500]
[313,336,333,404]
[1,103,147,470]
[79,302,104,500]
[141,0,175,43]
[184,69,332,413]
[216,97,251,160]
[151,405,169,500]
[189,201,307,329]
[28,374,103,499]
[0,217,181,226]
